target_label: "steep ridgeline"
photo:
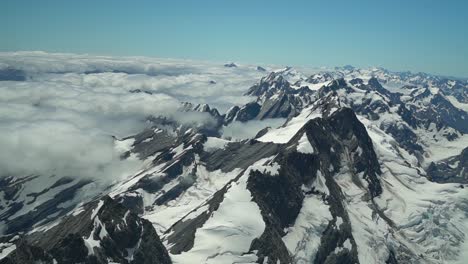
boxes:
[331,66,468,104]
[404,87,468,134]
[222,68,467,167]
[112,108,384,263]
[427,147,468,184]
[225,70,315,123]
[179,68,467,167]
[0,111,214,262]
[178,102,224,137]
[0,107,466,263]
[222,68,341,124]
[314,77,468,164]
[255,107,468,264]
[0,175,95,235]
[107,108,468,263]
[431,79,467,104]
[0,196,171,264]
[0,112,209,239]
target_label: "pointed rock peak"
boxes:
[245,71,293,97]
[317,78,354,98]
[306,72,335,84]
[180,101,195,110]
[328,78,348,88]
[271,66,306,83]
[194,103,211,112]
[226,105,240,115]
[310,93,343,118]
[264,71,286,83]
[328,107,361,123]
[256,66,267,72]
[180,102,220,117]
[349,77,388,93]
[223,105,240,124]
[224,62,237,68]
[368,77,384,88]
[235,102,261,122]
[410,87,432,99]
[289,107,383,197]
[349,78,364,86]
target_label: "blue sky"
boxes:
[2,0,468,77]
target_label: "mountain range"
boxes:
[0,57,467,264]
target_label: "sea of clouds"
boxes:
[0,51,269,183]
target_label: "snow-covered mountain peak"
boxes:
[272,66,307,84]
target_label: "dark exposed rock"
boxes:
[246,72,294,98]
[0,239,55,264]
[180,102,221,118]
[306,72,335,84]
[115,192,145,215]
[404,89,468,134]
[202,140,279,172]
[26,177,74,204]
[429,94,468,133]
[385,123,423,155]
[2,196,172,264]
[230,102,261,122]
[129,89,153,95]
[129,132,205,196]
[0,68,26,81]
[0,175,39,201]
[255,127,271,138]
[248,153,312,264]
[223,71,315,123]
[163,173,240,254]
[2,179,92,235]
[224,63,237,68]
[422,78,468,103]
[367,77,402,103]
[327,108,382,197]
[128,128,177,159]
[246,108,381,263]
[256,93,304,119]
[163,140,279,254]
[427,147,468,183]
[397,105,418,129]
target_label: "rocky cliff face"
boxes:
[1,196,171,264]
[154,108,383,263]
[428,147,468,183]
[227,71,315,122]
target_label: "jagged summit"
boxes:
[180,102,221,117]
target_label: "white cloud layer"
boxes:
[0,51,266,183]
